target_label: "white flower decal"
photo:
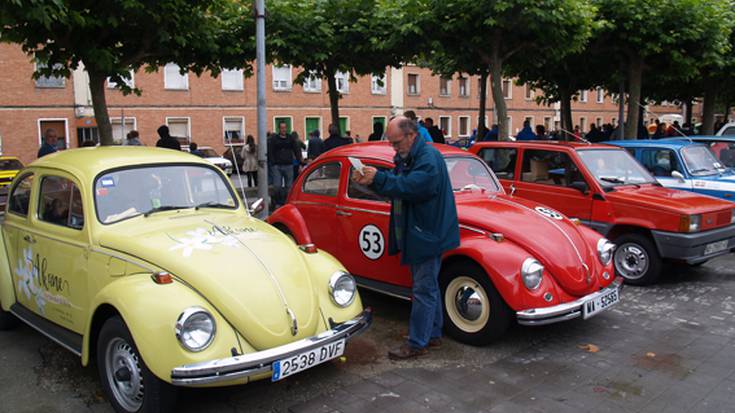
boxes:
[14,247,45,314]
[168,227,242,257]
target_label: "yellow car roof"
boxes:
[28,147,211,179]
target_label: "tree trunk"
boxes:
[559,88,573,141]
[624,58,643,140]
[87,69,114,146]
[325,65,340,131]
[702,82,718,135]
[684,97,693,126]
[477,71,489,138]
[489,58,508,140]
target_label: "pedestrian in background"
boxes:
[292,131,306,177]
[125,130,143,146]
[368,122,385,141]
[155,125,181,150]
[425,118,445,144]
[307,129,325,161]
[404,110,433,143]
[323,123,352,152]
[38,128,58,158]
[268,122,303,208]
[351,115,460,360]
[516,120,536,140]
[189,142,205,157]
[535,124,548,140]
[241,134,258,187]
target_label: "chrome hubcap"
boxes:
[614,243,649,280]
[445,276,490,333]
[105,337,144,412]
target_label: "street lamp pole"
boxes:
[255,0,269,216]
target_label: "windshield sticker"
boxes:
[535,206,564,220]
[101,178,115,187]
[97,188,109,196]
[14,248,72,315]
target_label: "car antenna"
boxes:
[225,141,248,206]
[558,127,591,145]
[636,101,692,143]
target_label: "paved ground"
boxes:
[2,255,735,413]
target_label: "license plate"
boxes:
[271,339,345,381]
[583,289,620,320]
[704,240,729,255]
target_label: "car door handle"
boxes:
[336,210,352,217]
[23,234,36,244]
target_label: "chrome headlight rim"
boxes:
[689,214,701,232]
[597,238,616,266]
[328,271,357,308]
[175,307,216,353]
[521,258,544,290]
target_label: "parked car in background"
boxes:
[470,141,735,285]
[269,142,621,345]
[0,147,371,413]
[185,145,233,175]
[0,156,24,188]
[716,122,735,136]
[607,140,735,201]
[672,135,735,169]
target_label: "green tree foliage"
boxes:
[592,0,733,138]
[421,0,595,140]
[0,0,252,145]
[267,0,416,129]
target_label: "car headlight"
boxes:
[679,214,701,232]
[175,307,216,352]
[329,271,357,307]
[521,258,544,290]
[597,238,615,266]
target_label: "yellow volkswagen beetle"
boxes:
[0,147,371,413]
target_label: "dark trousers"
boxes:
[246,171,258,187]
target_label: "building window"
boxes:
[272,65,292,91]
[35,61,65,88]
[525,85,534,100]
[164,63,188,90]
[579,117,587,132]
[224,117,245,145]
[596,87,604,103]
[371,74,386,94]
[611,117,617,126]
[458,116,470,137]
[477,77,486,98]
[544,117,552,131]
[166,117,191,146]
[507,116,513,134]
[110,117,136,145]
[335,71,350,94]
[303,73,322,92]
[107,70,135,89]
[407,74,419,95]
[439,78,451,96]
[221,69,244,91]
[439,116,451,137]
[580,90,588,103]
[596,117,603,127]
[458,77,469,97]
[38,119,68,149]
[502,79,512,99]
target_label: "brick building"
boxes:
[0,43,696,164]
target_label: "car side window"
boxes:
[521,149,584,187]
[478,148,517,179]
[721,126,735,136]
[38,176,84,230]
[8,173,34,216]
[303,162,341,197]
[640,149,681,177]
[348,165,390,202]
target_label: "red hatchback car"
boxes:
[469,141,735,286]
[268,143,621,345]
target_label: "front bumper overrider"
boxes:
[171,308,372,386]
[516,277,623,326]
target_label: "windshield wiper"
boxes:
[690,168,714,174]
[599,177,625,184]
[144,205,191,217]
[195,201,233,210]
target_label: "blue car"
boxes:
[668,135,735,169]
[605,139,735,201]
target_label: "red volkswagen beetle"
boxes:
[268,143,621,345]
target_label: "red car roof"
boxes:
[320,142,470,163]
[471,140,617,151]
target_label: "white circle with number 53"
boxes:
[359,225,384,260]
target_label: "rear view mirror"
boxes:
[671,170,685,182]
[568,181,589,194]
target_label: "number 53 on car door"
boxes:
[359,225,384,260]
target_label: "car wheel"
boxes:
[612,233,662,286]
[440,262,512,346]
[0,305,19,330]
[97,316,177,413]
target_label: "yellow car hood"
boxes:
[98,212,321,350]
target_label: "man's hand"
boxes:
[351,166,377,186]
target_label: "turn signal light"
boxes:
[299,243,318,254]
[151,272,173,284]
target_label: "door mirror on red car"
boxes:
[568,181,589,194]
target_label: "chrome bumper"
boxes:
[170,309,372,386]
[516,277,623,326]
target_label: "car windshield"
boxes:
[577,149,656,187]
[201,148,219,158]
[445,156,501,192]
[681,145,724,176]
[0,159,23,170]
[95,164,237,224]
[701,140,735,168]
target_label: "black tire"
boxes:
[97,316,177,413]
[612,233,663,286]
[0,305,19,330]
[440,261,512,346]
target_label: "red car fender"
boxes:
[267,204,313,245]
[444,235,566,311]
